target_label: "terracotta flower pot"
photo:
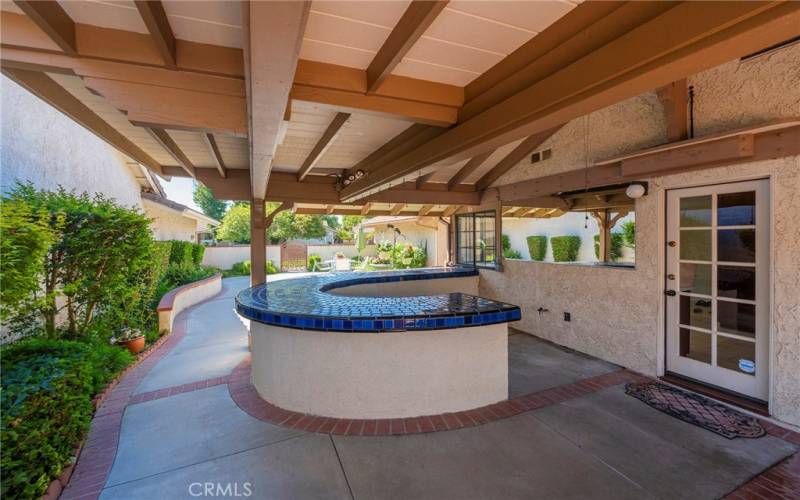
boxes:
[118,335,145,355]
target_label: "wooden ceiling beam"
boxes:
[488,121,800,205]
[656,78,689,142]
[203,133,227,178]
[13,1,76,54]
[242,1,309,200]
[390,203,406,216]
[360,202,373,215]
[415,172,435,189]
[297,112,350,181]
[1,67,165,176]
[446,150,493,190]
[133,0,176,68]
[146,127,196,178]
[442,205,461,217]
[366,0,449,93]
[475,126,562,191]
[340,1,800,200]
[419,204,434,216]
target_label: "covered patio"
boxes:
[3,1,800,498]
[62,276,798,499]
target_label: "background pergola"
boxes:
[2,0,798,282]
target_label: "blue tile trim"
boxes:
[235,267,521,333]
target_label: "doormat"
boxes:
[625,381,765,439]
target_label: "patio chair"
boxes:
[313,260,332,272]
[334,258,351,272]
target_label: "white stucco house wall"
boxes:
[2,75,218,243]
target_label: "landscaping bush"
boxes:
[168,240,194,267]
[2,184,155,340]
[593,233,624,261]
[502,234,511,252]
[550,236,581,262]
[526,236,547,261]
[307,254,322,271]
[191,243,205,266]
[266,260,279,275]
[503,248,523,259]
[621,220,636,248]
[1,339,134,499]
[393,243,426,269]
[221,260,277,277]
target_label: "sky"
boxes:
[160,176,202,211]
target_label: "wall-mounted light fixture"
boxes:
[625,182,647,199]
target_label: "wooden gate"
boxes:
[280,242,307,272]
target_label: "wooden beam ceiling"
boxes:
[656,78,689,142]
[203,133,227,178]
[242,1,309,200]
[297,112,350,181]
[360,202,373,215]
[447,151,493,190]
[474,126,562,191]
[339,1,800,201]
[419,204,434,216]
[1,67,165,175]
[134,0,176,68]
[390,203,406,216]
[442,205,461,217]
[366,0,449,93]
[489,120,800,205]
[146,127,195,178]
[13,0,76,54]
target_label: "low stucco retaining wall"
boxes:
[157,274,222,333]
[250,322,508,419]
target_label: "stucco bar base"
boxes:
[250,322,508,419]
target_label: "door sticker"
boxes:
[739,359,756,374]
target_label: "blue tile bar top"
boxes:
[235,267,521,333]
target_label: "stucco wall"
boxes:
[481,45,800,426]
[143,200,198,242]
[0,76,143,208]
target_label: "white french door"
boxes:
[665,179,769,401]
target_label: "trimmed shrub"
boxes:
[266,260,279,275]
[621,220,636,248]
[168,240,194,266]
[550,236,581,262]
[223,260,277,277]
[191,243,205,266]
[307,254,322,271]
[593,233,624,261]
[503,248,523,259]
[526,236,547,261]
[1,339,134,498]
[501,234,511,252]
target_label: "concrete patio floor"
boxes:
[96,276,796,499]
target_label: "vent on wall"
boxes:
[531,148,552,163]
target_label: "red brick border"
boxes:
[725,422,800,499]
[58,313,193,500]
[227,356,650,436]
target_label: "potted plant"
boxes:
[114,328,145,354]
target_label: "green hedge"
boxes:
[501,234,511,252]
[223,260,278,277]
[526,236,547,261]
[503,248,522,259]
[168,240,204,267]
[191,244,205,266]
[593,233,624,261]
[550,236,581,262]
[1,339,134,498]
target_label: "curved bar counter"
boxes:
[236,268,521,419]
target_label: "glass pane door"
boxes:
[665,180,769,401]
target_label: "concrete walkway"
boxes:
[95,276,795,499]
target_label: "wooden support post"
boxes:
[250,199,266,286]
[494,202,503,270]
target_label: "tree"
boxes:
[215,202,331,244]
[215,203,251,243]
[192,183,228,220]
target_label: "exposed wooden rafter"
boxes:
[13,0,76,54]
[390,203,406,216]
[442,205,461,217]
[656,78,689,142]
[0,67,165,175]
[475,126,562,191]
[366,0,449,93]
[415,172,435,189]
[203,133,227,178]
[242,1,309,199]
[133,0,176,68]
[340,1,800,200]
[297,112,350,181]
[360,203,373,215]
[146,127,196,178]
[447,151,493,190]
[419,204,434,216]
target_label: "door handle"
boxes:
[664,290,677,296]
